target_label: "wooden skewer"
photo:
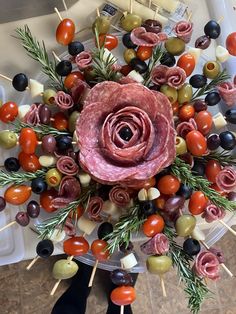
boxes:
[96,8,100,17]
[130,0,133,14]
[218,219,236,236]
[26,255,40,270]
[148,0,152,8]
[217,16,224,24]
[52,51,61,62]
[160,275,167,297]
[120,305,124,314]
[0,221,16,232]
[54,7,63,21]
[88,259,99,287]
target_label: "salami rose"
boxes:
[140,233,169,255]
[176,118,197,139]
[209,247,225,264]
[109,186,131,207]
[202,204,225,223]
[56,156,79,176]
[174,21,193,43]
[87,196,104,221]
[77,82,175,186]
[193,251,220,280]
[75,51,92,70]
[55,91,74,110]
[166,66,187,89]
[130,27,167,47]
[216,166,236,192]
[217,79,236,106]
[151,65,168,86]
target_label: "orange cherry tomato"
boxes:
[136,46,153,61]
[120,65,133,76]
[186,130,207,156]
[188,191,208,215]
[172,101,179,115]
[63,236,89,256]
[110,286,136,306]
[56,18,75,45]
[4,185,31,205]
[177,53,195,77]
[157,175,180,195]
[91,239,110,261]
[52,112,68,131]
[142,214,165,237]
[19,128,38,154]
[98,34,118,50]
[64,71,85,89]
[0,102,18,123]
[179,104,195,121]
[40,188,58,213]
[68,205,84,219]
[226,32,236,56]
[194,111,213,136]
[18,151,41,172]
[205,160,222,183]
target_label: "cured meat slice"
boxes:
[87,196,103,221]
[174,21,193,43]
[202,204,225,223]
[63,217,76,236]
[216,166,236,192]
[55,91,74,110]
[56,156,79,176]
[75,51,92,70]
[70,79,90,105]
[176,118,197,139]
[217,81,236,106]
[151,65,168,86]
[109,186,130,207]
[193,251,220,280]
[130,27,167,47]
[140,233,169,255]
[118,76,137,85]
[166,66,186,89]
[23,103,42,125]
[209,247,225,264]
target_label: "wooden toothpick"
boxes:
[160,275,167,297]
[52,51,61,62]
[88,259,99,287]
[217,16,224,24]
[218,220,236,236]
[26,256,40,270]
[187,11,193,22]
[0,221,16,232]
[96,8,100,17]
[54,7,63,21]
[130,0,133,14]
[153,7,159,20]
[148,0,152,8]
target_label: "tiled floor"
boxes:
[1,231,236,314]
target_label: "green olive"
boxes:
[52,259,79,280]
[92,16,110,34]
[175,214,196,237]
[146,256,172,275]
[45,168,62,187]
[68,111,80,133]
[203,61,221,79]
[175,136,187,155]
[0,131,17,149]
[123,48,137,64]
[160,85,178,104]
[165,37,185,56]
[43,89,57,105]
[178,83,193,104]
[121,14,142,32]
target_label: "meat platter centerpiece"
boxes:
[1,3,236,313]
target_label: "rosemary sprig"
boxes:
[164,227,211,314]
[14,25,64,90]
[195,150,236,167]
[104,205,145,254]
[191,69,230,101]
[12,120,71,137]
[0,169,46,187]
[143,45,165,87]
[171,157,236,211]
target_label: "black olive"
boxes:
[110,269,133,286]
[183,238,201,256]
[160,52,176,67]
[97,222,113,240]
[12,73,28,91]
[0,196,6,212]
[31,178,48,194]
[195,35,211,50]
[192,161,205,176]
[122,33,137,49]
[140,201,157,217]
[228,192,236,202]
[142,19,162,34]
[119,127,133,141]
[204,20,221,39]
[219,131,236,150]
[56,136,73,152]
[225,109,236,124]
[130,58,148,74]
[189,74,207,89]
[205,92,221,106]
[207,133,221,151]
[36,239,54,258]
[15,212,30,226]
[4,157,20,172]
[119,241,134,254]
[176,183,193,199]
[38,105,52,125]
[193,100,207,112]
[56,60,72,76]
[27,200,40,218]
[68,41,85,56]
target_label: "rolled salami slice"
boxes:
[55,91,74,110]
[166,66,186,89]
[63,217,76,236]
[56,156,79,176]
[174,21,193,43]
[202,204,225,223]
[71,79,90,105]
[151,65,168,86]
[217,81,236,106]
[23,103,42,125]
[130,27,167,47]
[75,51,93,70]
[193,251,220,280]
[176,118,197,139]
[87,196,104,222]
[109,186,131,207]
[209,247,225,264]
[216,166,236,192]
[140,233,169,255]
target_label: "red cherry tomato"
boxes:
[179,104,195,121]
[98,34,118,50]
[91,239,110,261]
[0,102,18,123]
[205,160,222,183]
[120,65,133,76]
[19,128,38,154]
[157,175,180,195]
[194,111,213,136]
[68,205,84,219]
[177,53,196,77]
[64,71,84,89]
[210,183,227,196]
[189,191,208,215]
[136,46,153,61]
[110,286,136,306]
[40,189,58,213]
[56,18,75,45]
[4,185,31,205]
[142,214,165,237]
[52,112,68,131]
[18,151,41,172]
[226,32,236,56]
[172,101,179,115]
[186,130,207,156]
[63,236,89,256]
